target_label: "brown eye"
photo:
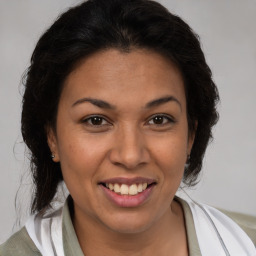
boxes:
[90,116,103,125]
[153,116,164,124]
[83,116,109,126]
[148,115,173,125]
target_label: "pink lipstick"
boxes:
[99,177,156,207]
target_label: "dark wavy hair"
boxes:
[21,0,219,213]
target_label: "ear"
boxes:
[187,121,197,155]
[46,125,60,162]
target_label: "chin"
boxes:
[101,211,157,234]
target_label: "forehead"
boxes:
[61,48,186,109]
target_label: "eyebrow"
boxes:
[72,95,181,110]
[144,96,182,110]
[72,97,116,109]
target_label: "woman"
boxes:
[0,0,255,255]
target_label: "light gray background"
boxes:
[0,0,255,243]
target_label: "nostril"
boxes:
[108,138,150,169]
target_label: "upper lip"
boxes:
[99,177,156,186]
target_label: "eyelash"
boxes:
[147,114,175,126]
[81,114,175,128]
[81,115,110,127]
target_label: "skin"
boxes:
[48,49,195,256]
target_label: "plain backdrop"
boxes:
[0,0,255,243]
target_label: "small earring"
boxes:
[51,154,55,159]
[185,154,190,169]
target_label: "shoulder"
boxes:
[0,227,41,256]
[219,209,256,246]
[176,195,256,249]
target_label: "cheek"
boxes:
[149,132,188,190]
[56,133,107,191]
[58,142,103,215]
[152,135,187,168]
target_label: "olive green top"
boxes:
[0,198,255,256]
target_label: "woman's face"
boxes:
[48,49,194,233]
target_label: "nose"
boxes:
[109,125,150,170]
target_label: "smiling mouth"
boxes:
[100,182,156,196]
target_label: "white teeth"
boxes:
[129,184,138,195]
[106,182,150,196]
[120,184,129,195]
[114,183,120,193]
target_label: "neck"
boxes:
[73,200,188,256]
